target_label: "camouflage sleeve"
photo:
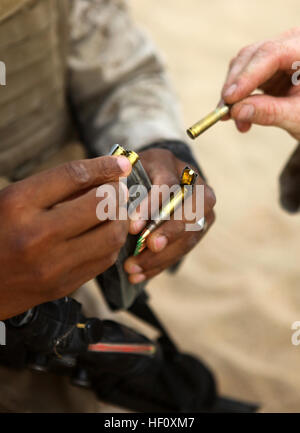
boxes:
[67,0,191,158]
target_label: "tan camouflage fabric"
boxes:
[68,0,185,156]
[0,0,33,21]
[0,0,186,413]
[0,0,71,179]
[0,0,185,180]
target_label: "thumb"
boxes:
[20,155,132,209]
[230,94,300,137]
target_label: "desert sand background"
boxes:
[127,0,300,412]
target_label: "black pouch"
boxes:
[97,146,152,310]
[90,292,258,413]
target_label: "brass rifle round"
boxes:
[187,105,230,139]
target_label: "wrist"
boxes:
[139,140,206,181]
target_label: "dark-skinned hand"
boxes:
[124,148,216,284]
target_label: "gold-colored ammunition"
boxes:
[110,144,139,166]
[134,167,198,256]
[187,105,230,139]
[126,150,139,166]
[111,144,127,157]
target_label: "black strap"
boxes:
[128,291,178,356]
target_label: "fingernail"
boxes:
[237,104,255,121]
[154,235,168,252]
[128,264,143,274]
[117,156,131,174]
[224,83,237,98]
[132,274,146,284]
[132,219,146,233]
[235,120,251,132]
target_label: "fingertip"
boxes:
[116,156,132,176]
[129,219,146,234]
[124,258,143,274]
[221,114,231,121]
[148,233,168,253]
[235,120,252,133]
[123,257,132,273]
[222,83,238,102]
[129,273,146,284]
[128,220,136,234]
[223,82,251,106]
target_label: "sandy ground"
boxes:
[127,0,300,412]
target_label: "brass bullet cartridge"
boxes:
[187,105,230,139]
[134,167,198,256]
[110,144,127,157]
[110,144,139,166]
[126,150,139,166]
